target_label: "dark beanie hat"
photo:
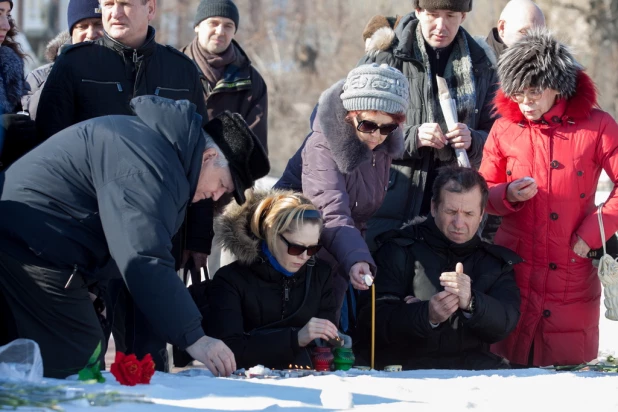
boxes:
[67,0,102,34]
[413,0,473,12]
[194,0,239,32]
[203,111,269,205]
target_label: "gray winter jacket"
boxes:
[359,13,498,251]
[275,79,404,278]
[22,31,71,120]
[0,96,207,349]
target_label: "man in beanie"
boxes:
[181,0,267,288]
[0,96,269,378]
[33,0,210,371]
[359,0,498,253]
[486,0,545,59]
[22,0,103,119]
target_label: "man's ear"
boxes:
[497,19,506,39]
[460,12,467,23]
[414,8,422,19]
[430,200,437,217]
[202,147,217,163]
[147,0,157,22]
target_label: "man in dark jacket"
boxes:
[0,96,269,378]
[486,0,545,59]
[22,0,104,119]
[34,0,211,370]
[181,0,268,278]
[356,166,521,370]
[359,0,498,251]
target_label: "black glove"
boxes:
[0,113,37,170]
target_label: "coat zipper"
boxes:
[81,79,123,92]
[372,152,376,167]
[155,87,190,96]
[133,50,145,97]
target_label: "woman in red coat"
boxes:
[479,28,618,367]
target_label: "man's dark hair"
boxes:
[431,166,489,211]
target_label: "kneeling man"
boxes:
[357,166,521,370]
[0,96,269,378]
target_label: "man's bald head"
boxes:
[497,0,545,47]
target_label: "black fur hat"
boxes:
[203,111,270,205]
[498,28,583,98]
[413,0,472,12]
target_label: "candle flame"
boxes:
[294,365,299,368]
[289,364,292,368]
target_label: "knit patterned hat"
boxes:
[194,0,239,32]
[67,0,102,34]
[341,63,410,115]
[413,0,473,12]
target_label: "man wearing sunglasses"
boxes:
[357,166,521,370]
[359,0,498,252]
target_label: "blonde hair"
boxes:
[250,192,323,252]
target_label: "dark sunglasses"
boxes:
[279,234,322,256]
[356,118,399,136]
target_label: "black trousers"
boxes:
[0,248,104,378]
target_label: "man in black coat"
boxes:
[34,0,211,370]
[0,96,269,378]
[356,166,521,370]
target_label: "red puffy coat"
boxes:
[479,72,618,366]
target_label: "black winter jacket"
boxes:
[205,190,338,370]
[0,96,207,350]
[35,27,210,255]
[356,216,521,370]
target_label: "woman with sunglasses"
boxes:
[275,63,409,323]
[205,190,339,370]
[479,29,618,367]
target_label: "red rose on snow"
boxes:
[139,353,156,384]
[110,352,142,386]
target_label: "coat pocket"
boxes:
[154,87,192,100]
[81,79,124,92]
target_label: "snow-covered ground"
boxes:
[6,188,618,411]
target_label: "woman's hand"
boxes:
[573,236,591,258]
[297,318,339,347]
[349,262,373,290]
[506,177,538,203]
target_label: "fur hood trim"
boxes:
[498,28,582,99]
[494,70,598,122]
[0,46,25,113]
[45,31,71,62]
[315,79,405,174]
[363,15,402,56]
[214,189,298,265]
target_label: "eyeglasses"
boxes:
[279,234,322,256]
[356,118,399,136]
[510,88,544,103]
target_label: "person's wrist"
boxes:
[463,295,475,313]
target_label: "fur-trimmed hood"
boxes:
[214,189,297,266]
[313,79,405,174]
[494,70,598,123]
[364,15,402,57]
[45,31,71,62]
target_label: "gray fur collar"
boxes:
[45,31,71,62]
[0,46,25,113]
[214,189,296,265]
[315,79,404,174]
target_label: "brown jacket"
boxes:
[183,40,268,151]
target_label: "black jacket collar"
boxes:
[101,26,157,60]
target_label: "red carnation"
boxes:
[139,353,156,384]
[110,352,143,386]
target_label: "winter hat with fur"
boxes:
[498,28,583,99]
[341,63,410,115]
[413,0,472,12]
